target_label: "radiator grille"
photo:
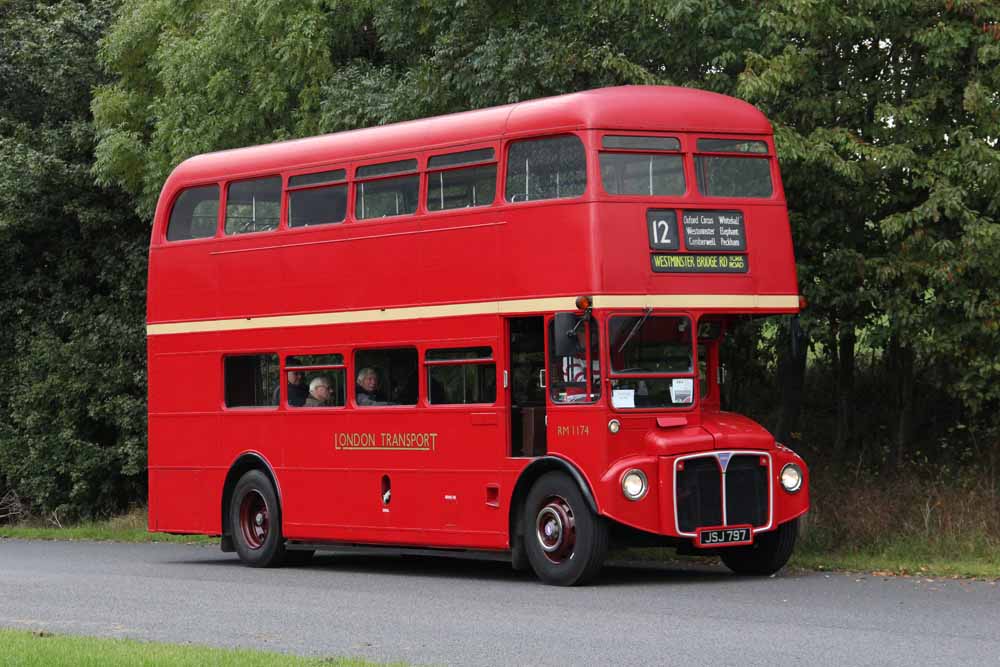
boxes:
[676,454,769,533]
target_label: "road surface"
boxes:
[1,539,997,665]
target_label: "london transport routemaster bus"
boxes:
[147,86,809,585]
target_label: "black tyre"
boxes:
[230,470,287,567]
[523,471,608,586]
[720,518,798,575]
[510,531,530,572]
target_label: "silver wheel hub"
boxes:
[537,507,564,553]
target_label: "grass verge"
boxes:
[0,629,401,666]
[0,507,212,544]
[792,533,1000,578]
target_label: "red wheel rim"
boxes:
[238,489,269,550]
[535,496,576,563]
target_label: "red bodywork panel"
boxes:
[146,86,808,548]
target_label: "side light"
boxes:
[621,469,648,501]
[780,463,802,493]
[575,295,592,310]
[608,419,621,434]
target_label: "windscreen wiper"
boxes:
[617,307,653,354]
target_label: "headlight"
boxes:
[621,469,648,501]
[780,463,802,493]
[608,419,621,434]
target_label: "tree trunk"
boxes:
[887,336,915,471]
[774,320,808,446]
[833,327,856,460]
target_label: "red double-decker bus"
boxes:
[147,86,809,585]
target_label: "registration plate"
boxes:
[696,525,753,548]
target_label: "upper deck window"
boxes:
[225,176,281,235]
[695,138,773,198]
[166,185,219,241]
[599,135,684,196]
[505,135,586,203]
[427,148,497,211]
[697,139,768,154]
[288,169,346,187]
[288,169,347,228]
[355,159,419,220]
[603,136,680,151]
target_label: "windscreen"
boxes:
[608,315,694,409]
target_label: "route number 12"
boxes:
[646,210,679,250]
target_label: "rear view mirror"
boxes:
[553,313,582,357]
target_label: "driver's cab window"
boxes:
[549,314,600,403]
[697,317,724,400]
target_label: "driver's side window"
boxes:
[548,315,601,404]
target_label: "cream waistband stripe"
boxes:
[146,294,800,336]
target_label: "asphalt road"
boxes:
[1,539,998,666]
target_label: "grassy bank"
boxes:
[790,467,1000,578]
[0,629,399,666]
[0,507,211,544]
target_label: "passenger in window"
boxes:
[356,367,392,406]
[305,377,334,407]
[274,364,308,407]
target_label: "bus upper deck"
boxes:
[148,86,798,332]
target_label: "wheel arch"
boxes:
[221,452,282,551]
[509,456,598,551]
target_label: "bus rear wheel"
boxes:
[230,470,287,567]
[720,518,798,576]
[523,471,608,586]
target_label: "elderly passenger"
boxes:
[305,376,334,407]
[355,367,391,406]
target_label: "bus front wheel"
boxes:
[523,471,608,586]
[720,518,798,576]
[230,469,287,567]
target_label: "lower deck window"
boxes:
[354,348,418,406]
[426,347,496,404]
[285,354,346,407]
[224,354,278,408]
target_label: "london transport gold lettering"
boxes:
[334,432,438,451]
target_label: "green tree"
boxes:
[78,0,1000,505]
[739,0,1000,465]
[0,0,147,519]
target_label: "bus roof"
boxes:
[167,86,772,185]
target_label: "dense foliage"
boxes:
[1,0,997,519]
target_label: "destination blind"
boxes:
[682,211,746,251]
